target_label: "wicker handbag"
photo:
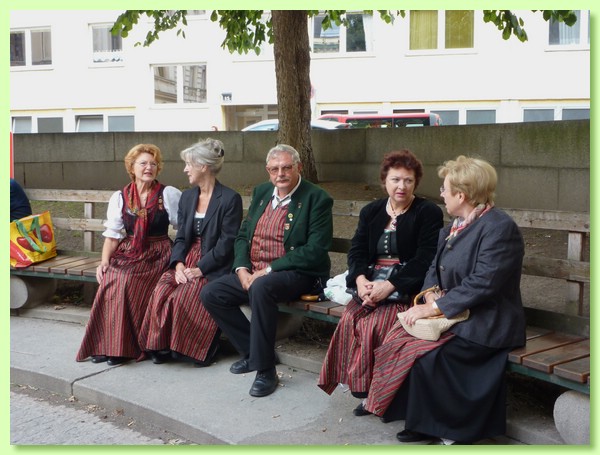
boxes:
[397,286,469,341]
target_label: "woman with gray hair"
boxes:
[139,138,243,366]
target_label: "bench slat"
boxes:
[30,255,88,273]
[65,258,103,276]
[552,356,590,383]
[525,326,554,340]
[307,301,342,314]
[507,332,585,364]
[522,339,590,374]
[329,305,346,319]
[522,256,590,282]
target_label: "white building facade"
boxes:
[10,10,590,133]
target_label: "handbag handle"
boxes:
[413,285,444,319]
[15,217,47,253]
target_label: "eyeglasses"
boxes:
[266,164,295,175]
[136,161,158,168]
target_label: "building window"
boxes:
[312,13,372,54]
[524,109,554,122]
[154,64,207,104]
[410,10,473,50]
[432,110,459,126]
[76,115,103,132]
[12,117,32,133]
[549,10,589,46]
[108,115,135,131]
[37,117,63,133]
[10,32,25,66]
[10,29,52,67]
[562,108,590,120]
[466,110,495,125]
[92,25,123,63]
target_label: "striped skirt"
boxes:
[76,236,172,362]
[138,239,219,362]
[318,298,405,395]
[363,322,454,416]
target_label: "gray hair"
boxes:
[180,138,225,175]
[265,144,301,164]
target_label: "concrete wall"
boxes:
[13,120,589,212]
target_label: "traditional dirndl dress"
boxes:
[139,237,219,362]
[318,229,409,396]
[76,185,173,362]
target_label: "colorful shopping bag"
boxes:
[10,211,57,268]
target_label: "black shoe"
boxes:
[107,356,128,366]
[230,358,252,374]
[396,430,431,443]
[150,350,170,365]
[249,368,279,397]
[194,340,221,367]
[353,402,372,416]
[91,355,108,363]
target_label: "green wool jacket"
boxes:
[233,179,333,278]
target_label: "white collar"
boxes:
[271,176,301,208]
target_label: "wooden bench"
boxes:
[10,190,590,400]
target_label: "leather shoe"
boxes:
[107,356,128,366]
[91,355,108,363]
[352,402,372,416]
[249,368,279,397]
[396,429,431,443]
[230,358,252,374]
[150,351,170,365]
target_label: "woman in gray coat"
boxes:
[139,138,242,366]
[360,155,526,445]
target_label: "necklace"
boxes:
[388,196,414,230]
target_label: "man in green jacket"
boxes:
[201,144,333,397]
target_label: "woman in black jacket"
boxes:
[318,150,443,414]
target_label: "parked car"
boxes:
[318,112,442,128]
[242,118,351,131]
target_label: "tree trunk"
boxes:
[271,11,318,182]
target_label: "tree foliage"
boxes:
[112,9,578,182]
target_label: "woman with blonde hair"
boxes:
[76,144,181,366]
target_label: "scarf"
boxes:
[446,203,493,241]
[122,180,164,258]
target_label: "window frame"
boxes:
[310,12,374,57]
[90,23,124,65]
[10,27,53,69]
[547,10,590,51]
[152,63,208,106]
[407,10,476,56]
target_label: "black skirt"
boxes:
[382,335,511,443]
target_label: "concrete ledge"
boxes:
[554,391,590,444]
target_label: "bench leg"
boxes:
[10,276,57,310]
[553,390,590,444]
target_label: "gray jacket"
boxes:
[422,207,526,349]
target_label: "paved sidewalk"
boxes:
[10,305,564,445]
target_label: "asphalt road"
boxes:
[10,384,193,445]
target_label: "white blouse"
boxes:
[103,185,182,239]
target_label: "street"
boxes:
[10,384,191,445]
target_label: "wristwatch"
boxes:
[265,266,272,275]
